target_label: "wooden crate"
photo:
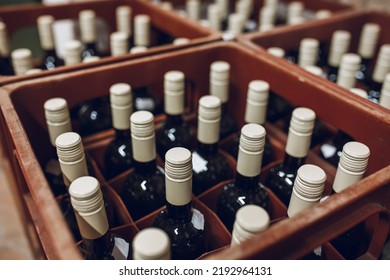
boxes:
[0,0,219,86]
[0,41,389,259]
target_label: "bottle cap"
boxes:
[160,1,173,10]
[350,88,368,99]
[25,68,42,75]
[133,228,171,260]
[259,24,274,32]
[289,16,306,26]
[165,147,192,206]
[264,0,278,8]
[231,205,269,246]
[315,9,332,19]
[259,6,276,27]
[328,30,351,67]
[245,80,269,124]
[208,4,222,31]
[372,44,390,83]
[287,1,304,24]
[11,48,34,75]
[37,15,55,50]
[79,10,97,43]
[285,107,315,158]
[110,31,129,56]
[116,6,132,37]
[358,23,380,59]
[197,95,221,144]
[298,38,319,67]
[333,141,370,193]
[44,97,72,146]
[56,132,88,186]
[131,111,155,162]
[237,123,266,177]
[172,37,190,46]
[210,61,230,103]
[337,53,361,89]
[134,14,151,47]
[267,47,285,58]
[164,70,185,115]
[63,40,82,66]
[303,65,323,77]
[110,83,132,130]
[215,0,229,20]
[69,176,109,240]
[235,0,251,22]
[227,13,244,36]
[288,164,326,218]
[129,46,148,54]
[379,73,390,109]
[82,56,101,63]
[0,22,11,57]
[186,0,201,21]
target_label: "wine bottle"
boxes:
[37,15,63,70]
[367,44,390,103]
[134,14,151,48]
[120,111,165,220]
[65,40,111,137]
[0,22,14,75]
[231,204,270,246]
[116,6,132,46]
[328,141,370,260]
[226,13,244,37]
[132,227,171,260]
[336,53,361,90]
[217,123,269,231]
[156,70,195,159]
[266,107,316,206]
[44,97,72,197]
[379,73,390,109]
[110,31,129,57]
[288,164,326,259]
[192,95,232,195]
[209,61,237,139]
[79,10,100,59]
[356,23,380,82]
[56,132,114,240]
[70,176,131,260]
[153,147,207,260]
[224,80,274,166]
[11,48,34,76]
[258,6,275,31]
[103,83,133,179]
[326,30,351,82]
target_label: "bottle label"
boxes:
[320,143,337,159]
[191,208,205,231]
[192,152,208,174]
[45,159,62,176]
[112,237,130,260]
[135,97,155,111]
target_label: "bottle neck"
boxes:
[133,159,157,174]
[283,153,305,171]
[234,172,260,190]
[165,114,183,126]
[166,201,192,222]
[82,230,114,259]
[197,142,219,155]
[115,128,130,140]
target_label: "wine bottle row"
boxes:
[158,0,332,38]
[0,5,188,76]
[266,22,390,108]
